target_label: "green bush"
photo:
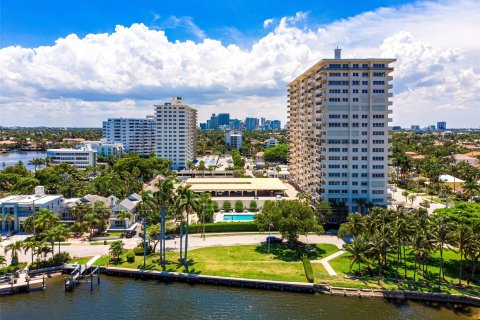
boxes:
[302,258,314,283]
[133,245,152,256]
[235,200,244,212]
[30,253,70,270]
[223,201,232,211]
[249,200,257,212]
[213,201,219,212]
[175,222,258,233]
[0,262,27,275]
[126,252,135,263]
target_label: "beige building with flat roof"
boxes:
[184,177,287,197]
[288,49,394,212]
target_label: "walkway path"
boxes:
[389,186,446,214]
[86,255,101,267]
[311,250,345,276]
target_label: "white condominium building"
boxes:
[154,97,197,170]
[102,116,155,156]
[288,49,395,213]
[47,145,97,169]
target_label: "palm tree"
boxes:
[53,224,70,254]
[431,215,453,289]
[408,193,417,205]
[93,201,111,233]
[452,223,474,286]
[4,240,23,266]
[28,158,45,172]
[177,185,199,267]
[153,180,174,267]
[138,191,154,268]
[344,235,370,274]
[116,211,133,229]
[4,213,13,234]
[462,180,480,201]
[173,195,186,262]
[0,255,6,267]
[34,209,60,234]
[197,161,207,177]
[83,212,100,237]
[338,213,364,239]
[23,238,38,265]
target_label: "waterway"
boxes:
[0,151,47,171]
[0,276,477,319]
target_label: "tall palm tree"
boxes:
[138,191,154,268]
[173,195,186,262]
[431,215,453,289]
[23,238,38,265]
[177,185,199,267]
[452,223,474,286]
[4,240,23,266]
[153,180,174,267]
[53,224,70,254]
[34,209,60,234]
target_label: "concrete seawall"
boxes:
[102,266,480,307]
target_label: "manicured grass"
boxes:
[94,256,110,266]
[90,241,117,245]
[111,244,339,283]
[47,243,71,246]
[69,257,93,265]
[315,248,480,296]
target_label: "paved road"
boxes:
[2,233,346,263]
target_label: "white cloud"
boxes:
[0,0,479,128]
[263,19,274,28]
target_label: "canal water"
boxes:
[0,151,47,171]
[0,276,478,319]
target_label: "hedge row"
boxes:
[175,222,259,233]
[302,258,314,283]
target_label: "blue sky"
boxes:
[0,0,478,128]
[1,0,415,48]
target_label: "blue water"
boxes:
[223,214,255,221]
[0,151,47,171]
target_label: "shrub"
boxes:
[133,245,152,256]
[235,200,244,212]
[223,201,232,211]
[0,262,27,274]
[249,200,257,212]
[29,252,70,270]
[175,222,259,233]
[126,252,135,263]
[302,258,314,283]
[213,201,219,212]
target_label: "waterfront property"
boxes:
[46,145,96,169]
[0,186,64,232]
[288,48,394,212]
[77,141,124,158]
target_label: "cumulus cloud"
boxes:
[263,18,274,28]
[0,0,479,128]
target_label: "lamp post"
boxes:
[268,222,273,254]
[142,215,147,269]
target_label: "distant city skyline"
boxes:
[0,0,479,128]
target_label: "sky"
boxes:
[0,0,479,128]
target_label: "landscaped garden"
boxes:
[108,244,339,282]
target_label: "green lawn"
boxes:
[314,248,480,296]
[90,241,117,245]
[109,244,339,282]
[68,257,93,264]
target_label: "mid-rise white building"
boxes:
[154,97,197,170]
[47,145,97,169]
[288,49,394,213]
[226,129,242,150]
[102,116,155,156]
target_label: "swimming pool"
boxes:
[223,213,255,221]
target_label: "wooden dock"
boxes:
[0,277,45,295]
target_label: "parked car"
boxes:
[264,236,282,245]
[165,234,176,240]
[125,230,137,238]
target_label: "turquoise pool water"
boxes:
[223,214,254,221]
